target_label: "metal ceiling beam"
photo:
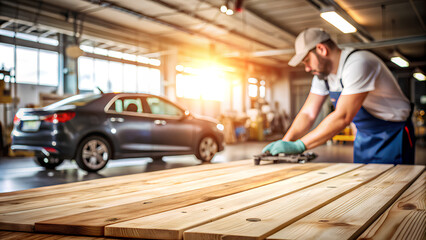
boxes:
[0,0,157,53]
[149,0,277,49]
[40,29,56,38]
[409,0,426,32]
[339,34,426,49]
[246,34,426,58]
[201,0,296,44]
[82,0,250,52]
[0,20,14,29]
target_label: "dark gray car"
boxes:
[11,93,225,172]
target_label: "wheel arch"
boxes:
[194,130,219,150]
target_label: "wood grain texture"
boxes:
[0,159,251,202]
[0,230,120,239]
[0,162,311,232]
[183,164,393,240]
[357,171,425,240]
[33,163,328,236]
[0,164,259,214]
[267,165,425,240]
[105,163,363,239]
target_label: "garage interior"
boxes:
[0,0,425,239]
[0,0,424,199]
[0,0,425,190]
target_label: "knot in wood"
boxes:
[246,218,261,222]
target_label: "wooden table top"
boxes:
[0,160,424,240]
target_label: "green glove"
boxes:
[262,139,283,153]
[267,140,306,155]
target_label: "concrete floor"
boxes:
[0,139,424,193]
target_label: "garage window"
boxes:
[78,56,95,90]
[39,50,59,86]
[16,46,38,84]
[0,43,14,82]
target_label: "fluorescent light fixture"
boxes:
[413,68,425,81]
[391,56,409,67]
[414,72,425,81]
[390,51,409,68]
[320,9,357,33]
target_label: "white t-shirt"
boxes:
[310,48,410,122]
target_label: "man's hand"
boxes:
[262,140,306,155]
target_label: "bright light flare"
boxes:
[220,5,227,13]
[320,11,357,33]
[176,65,227,101]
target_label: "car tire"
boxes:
[75,136,111,172]
[34,157,64,169]
[151,156,163,161]
[195,135,218,162]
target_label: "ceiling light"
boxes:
[413,68,425,81]
[320,7,357,33]
[391,57,409,68]
[390,51,409,68]
[414,72,425,81]
[226,9,234,15]
[220,5,227,13]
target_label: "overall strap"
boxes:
[324,49,362,91]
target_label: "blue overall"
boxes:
[326,50,415,164]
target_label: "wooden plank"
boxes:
[0,230,120,240]
[0,163,326,233]
[33,163,329,236]
[0,163,262,214]
[0,159,251,201]
[0,162,305,232]
[267,165,425,240]
[183,164,394,240]
[357,171,426,240]
[105,163,363,239]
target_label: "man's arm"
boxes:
[283,92,327,141]
[301,92,369,149]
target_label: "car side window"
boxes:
[146,97,183,117]
[109,97,143,113]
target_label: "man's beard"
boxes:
[310,53,331,80]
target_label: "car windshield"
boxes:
[44,94,102,110]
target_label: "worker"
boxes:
[263,28,415,164]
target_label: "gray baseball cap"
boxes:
[288,28,330,67]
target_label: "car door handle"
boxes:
[154,120,167,126]
[110,117,124,123]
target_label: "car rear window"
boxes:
[44,94,102,110]
[109,97,143,113]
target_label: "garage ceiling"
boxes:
[0,0,425,71]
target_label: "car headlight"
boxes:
[216,123,224,131]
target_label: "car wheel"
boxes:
[195,135,218,162]
[151,156,163,161]
[34,157,64,169]
[76,136,111,172]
